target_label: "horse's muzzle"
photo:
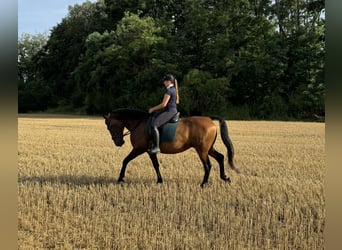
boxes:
[113,138,125,147]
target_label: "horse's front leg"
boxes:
[148,153,163,183]
[118,150,143,182]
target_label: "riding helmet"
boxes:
[163,74,175,83]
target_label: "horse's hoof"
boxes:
[222,176,232,184]
[157,179,163,184]
[117,178,125,183]
[200,182,208,188]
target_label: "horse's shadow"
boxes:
[18,174,118,187]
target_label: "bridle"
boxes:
[108,119,142,140]
[111,131,131,140]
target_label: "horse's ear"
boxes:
[103,113,110,119]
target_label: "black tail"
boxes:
[211,116,240,173]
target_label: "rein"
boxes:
[126,119,143,136]
[111,119,143,139]
[122,131,131,137]
[108,109,150,139]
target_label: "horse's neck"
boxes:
[124,118,146,132]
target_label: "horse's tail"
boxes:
[210,116,240,173]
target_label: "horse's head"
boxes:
[103,113,125,147]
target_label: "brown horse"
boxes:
[103,109,239,187]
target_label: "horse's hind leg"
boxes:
[196,151,212,187]
[148,153,163,183]
[200,158,212,188]
[209,148,231,183]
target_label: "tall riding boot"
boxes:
[149,126,160,154]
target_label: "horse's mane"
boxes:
[111,108,150,120]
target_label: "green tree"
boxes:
[18,33,51,112]
[181,69,229,116]
[73,12,168,114]
[269,0,325,118]
[35,1,109,109]
[20,0,325,119]
[18,33,49,84]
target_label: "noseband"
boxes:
[111,131,131,140]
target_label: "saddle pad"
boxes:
[146,117,179,143]
[159,122,179,142]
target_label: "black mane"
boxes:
[111,108,150,120]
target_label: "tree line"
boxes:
[18,0,325,120]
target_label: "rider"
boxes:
[148,74,179,154]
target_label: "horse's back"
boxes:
[181,116,216,132]
[160,116,217,153]
[184,116,217,135]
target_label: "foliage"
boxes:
[18,0,325,120]
[72,12,168,114]
[18,33,51,112]
[181,69,229,116]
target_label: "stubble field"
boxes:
[18,115,325,249]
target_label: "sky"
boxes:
[18,0,97,36]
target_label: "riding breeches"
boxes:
[152,110,177,127]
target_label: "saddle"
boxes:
[146,112,180,142]
[169,112,180,123]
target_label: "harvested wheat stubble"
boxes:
[18,117,325,249]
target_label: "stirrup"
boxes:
[148,146,160,154]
